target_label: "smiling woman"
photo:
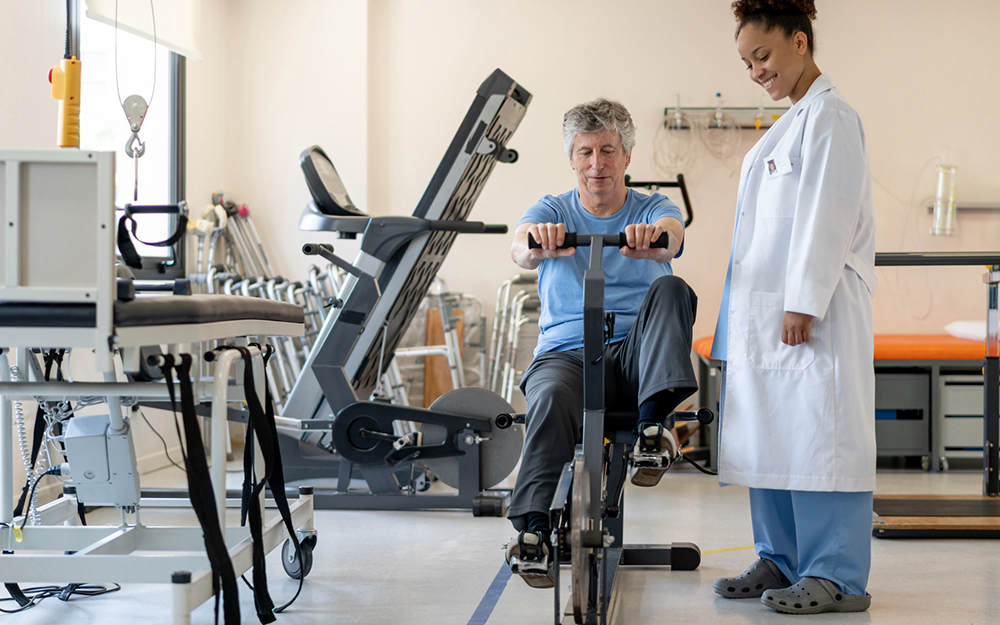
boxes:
[734,0,821,105]
[712,0,879,616]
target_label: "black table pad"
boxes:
[115,294,304,327]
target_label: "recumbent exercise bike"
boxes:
[496,231,715,625]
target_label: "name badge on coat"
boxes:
[765,153,793,178]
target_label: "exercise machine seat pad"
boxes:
[115,295,305,327]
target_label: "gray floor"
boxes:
[8,463,998,625]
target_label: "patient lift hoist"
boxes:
[274,69,532,513]
[0,149,313,624]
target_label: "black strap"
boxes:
[216,344,301,621]
[117,207,189,270]
[3,576,31,608]
[162,354,241,625]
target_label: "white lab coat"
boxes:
[718,75,877,492]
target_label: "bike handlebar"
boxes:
[527,231,669,250]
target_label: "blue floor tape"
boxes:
[466,561,512,625]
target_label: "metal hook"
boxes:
[125,132,145,159]
[123,94,148,159]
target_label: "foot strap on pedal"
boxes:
[637,423,664,454]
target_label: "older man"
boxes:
[505,98,699,587]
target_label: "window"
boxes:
[79,10,185,277]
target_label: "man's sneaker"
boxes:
[629,423,679,487]
[505,531,554,588]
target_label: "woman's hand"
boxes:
[782,312,814,346]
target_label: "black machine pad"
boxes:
[115,294,305,327]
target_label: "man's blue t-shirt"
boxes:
[519,188,684,356]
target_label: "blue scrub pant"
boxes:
[749,488,873,596]
[720,364,873,597]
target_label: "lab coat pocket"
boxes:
[757,154,800,219]
[747,291,815,371]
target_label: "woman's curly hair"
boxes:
[732,0,817,54]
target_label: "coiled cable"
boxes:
[11,366,40,526]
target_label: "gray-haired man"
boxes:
[505,98,699,587]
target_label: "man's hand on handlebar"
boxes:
[527,223,577,259]
[621,223,670,262]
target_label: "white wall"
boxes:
[363,0,1000,342]
[200,0,1000,346]
[186,0,230,210]
[0,2,66,147]
[213,0,369,281]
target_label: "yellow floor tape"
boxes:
[701,546,754,554]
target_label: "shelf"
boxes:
[925,203,1000,214]
[663,106,790,130]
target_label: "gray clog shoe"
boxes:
[713,558,791,598]
[762,577,872,614]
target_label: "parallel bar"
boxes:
[0,380,238,401]
[875,252,1000,267]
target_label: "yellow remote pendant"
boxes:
[49,56,81,148]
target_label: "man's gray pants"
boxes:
[508,275,699,528]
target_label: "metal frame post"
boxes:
[582,238,606,525]
[984,267,999,496]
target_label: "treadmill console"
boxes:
[299,145,366,217]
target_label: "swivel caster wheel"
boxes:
[282,537,314,580]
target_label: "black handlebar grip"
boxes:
[495,413,513,430]
[302,243,334,256]
[696,408,715,424]
[527,232,577,249]
[529,231,668,249]
[622,232,669,249]
[482,224,509,234]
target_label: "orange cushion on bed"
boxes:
[692,334,985,361]
[873,334,984,360]
[693,336,716,360]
